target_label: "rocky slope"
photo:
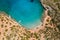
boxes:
[41,0,60,30]
[40,0,60,40]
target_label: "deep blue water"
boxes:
[0,0,44,29]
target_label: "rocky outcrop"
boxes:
[41,0,60,31]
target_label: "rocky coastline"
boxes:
[0,0,60,40]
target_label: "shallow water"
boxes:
[0,0,44,29]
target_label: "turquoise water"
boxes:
[0,0,44,29]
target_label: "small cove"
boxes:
[0,0,44,29]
